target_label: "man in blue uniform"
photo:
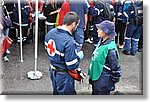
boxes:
[88,0,104,47]
[123,0,143,56]
[12,0,31,45]
[44,12,84,95]
[89,0,115,47]
[70,0,88,51]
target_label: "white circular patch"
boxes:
[47,39,56,56]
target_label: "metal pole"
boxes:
[27,0,43,80]
[34,0,38,72]
[18,0,23,62]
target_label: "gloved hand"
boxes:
[76,68,86,79]
[76,51,84,60]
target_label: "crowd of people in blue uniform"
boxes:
[0,0,143,95]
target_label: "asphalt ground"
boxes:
[0,36,143,95]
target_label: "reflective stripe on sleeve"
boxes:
[75,42,83,47]
[13,22,28,27]
[66,58,78,66]
[95,8,100,16]
[131,11,134,14]
[24,5,29,9]
[123,12,129,18]
[55,50,64,57]
[103,65,111,71]
[112,70,121,74]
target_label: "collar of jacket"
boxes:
[57,26,72,35]
[99,38,114,46]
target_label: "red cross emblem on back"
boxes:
[47,39,56,56]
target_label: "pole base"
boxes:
[19,60,24,63]
[27,71,43,80]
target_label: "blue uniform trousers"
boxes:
[73,27,84,52]
[92,24,100,46]
[91,71,115,95]
[124,24,143,55]
[50,68,76,95]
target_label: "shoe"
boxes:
[3,56,9,62]
[6,49,10,54]
[85,38,92,44]
[18,42,26,46]
[24,39,30,44]
[138,48,142,52]
[119,44,124,49]
[13,38,17,43]
[130,52,136,56]
[123,50,130,55]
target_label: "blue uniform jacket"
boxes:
[123,0,135,24]
[70,0,88,29]
[112,1,127,23]
[12,1,30,26]
[92,38,122,91]
[45,27,81,71]
[88,1,103,24]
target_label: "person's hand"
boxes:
[77,51,84,60]
[0,24,3,30]
[113,17,116,22]
[84,25,87,31]
[56,8,61,13]
[126,22,129,26]
[29,13,32,17]
[117,12,122,16]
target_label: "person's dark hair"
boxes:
[63,11,80,26]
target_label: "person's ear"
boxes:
[72,22,76,28]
